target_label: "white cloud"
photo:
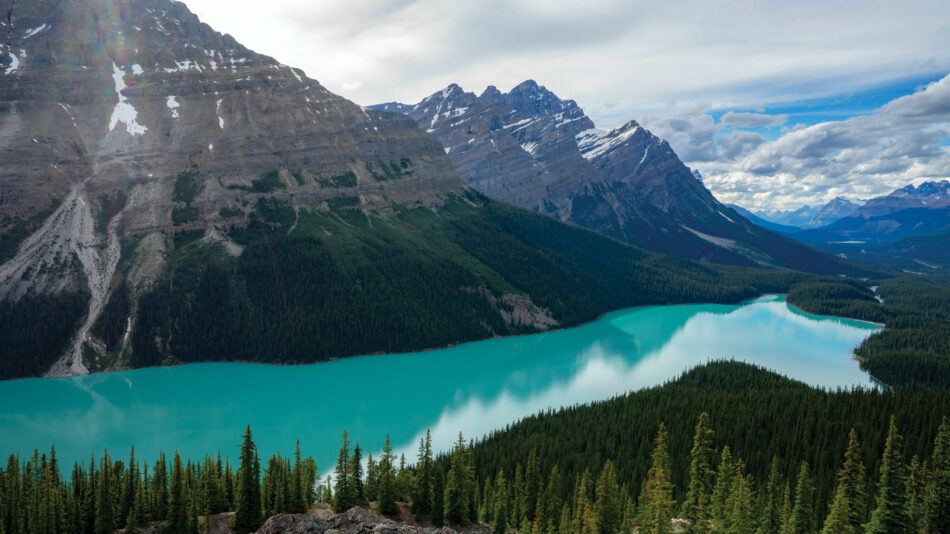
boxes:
[174,0,950,210]
[686,76,950,209]
[180,0,950,126]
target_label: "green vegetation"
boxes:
[318,171,358,188]
[129,192,817,369]
[0,291,88,379]
[0,204,58,264]
[250,171,285,193]
[171,206,199,225]
[5,362,950,533]
[90,281,131,352]
[788,276,950,390]
[0,432,316,534]
[172,171,202,204]
[365,160,412,181]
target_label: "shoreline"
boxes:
[23,292,878,383]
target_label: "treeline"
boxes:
[126,192,815,369]
[788,276,950,390]
[0,428,316,534]
[4,363,950,533]
[0,291,88,379]
[323,363,950,533]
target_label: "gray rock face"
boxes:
[0,0,465,375]
[851,181,950,218]
[257,507,488,534]
[808,197,861,227]
[373,81,844,270]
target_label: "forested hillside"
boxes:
[788,276,950,390]
[5,362,950,533]
[119,192,816,372]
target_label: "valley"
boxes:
[0,0,949,533]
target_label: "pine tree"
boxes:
[684,413,715,534]
[432,469,445,527]
[491,469,509,534]
[710,446,734,529]
[412,429,434,520]
[904,455,928,532]
[333,430,352,512]
[350,443,364,504]
[760,457,783,534]
[444,433,474,525]
[865,417,909,534]
[232,426,262,534]
[525,449,541,522]
[94,450,115,534]
[926,417,950,534]
[779,482,792,534]
[541,465,562,531]
[838,429,868,529]
[378,434,398,517]
[594,460,620,534]
[166,452,189,534]
[787,461,814,534]
[573,469,592,533]
[821,479,853,534]
[639,424,674,534]
[724,461,755,534]
[365,454,379,502]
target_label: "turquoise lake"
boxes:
[0,295,880,475]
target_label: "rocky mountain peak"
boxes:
[0,0,466,376]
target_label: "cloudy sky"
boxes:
[184,0,950,210]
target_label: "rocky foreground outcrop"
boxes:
[257,507,489,534]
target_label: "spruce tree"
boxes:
[350,443,364,504]
[865,417,909,534]
[821,479,854,534]
[760,457,783,534]
[333,430,352,512]
[432,469,445,527]
[684,413,715,534]
[594,460,620,534]
[232,426,262,534]
[525,449,541,522]
[724,461,755,534]
[166,452,189,534]
[378,434,398,517]
[365,454,379,502]
[412,430,434,520]
[710,446,734,529]
[926,417,950,533]
[444,433,473,525]
[838,429,868,529]
[94,450,115,534]
[788,461,814,534]
[491,469,509,534]
[639,424,674,534]
[541,465,562,530]
[904,455,927,532]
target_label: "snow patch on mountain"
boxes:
[166,96,180,118]
[108,62,147,136]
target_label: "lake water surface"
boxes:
[0,295,880,474]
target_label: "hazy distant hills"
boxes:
[750,197,863,230]
[372,81,849,273]
[783,181,950,272]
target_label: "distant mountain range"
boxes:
[372,82,848,272]
[789,181,950,272]
[751,197,864,230]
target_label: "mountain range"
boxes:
[750,197,864,230]
[790,181,950,272]
[372,82,848,273]
[0,0,816,379]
